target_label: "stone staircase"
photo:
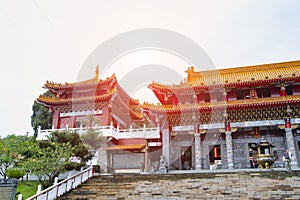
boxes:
[58,171,300,200]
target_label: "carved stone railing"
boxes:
[37,124,160,140]
[26,167,93,200]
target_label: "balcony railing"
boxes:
[26,166,93,200]
[37,124,160,140]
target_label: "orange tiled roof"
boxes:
[106,144,145,151]
[111,93,143,120]
[142,95,300,113]
[37,90,114,105]
[44,73,117,90]
[149,60,300,90]
[38,87,143,120]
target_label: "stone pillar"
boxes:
[144,142,149,172]
[225,131,234,169]
[285,128,298,166]
[162,129,170,167]
[98,143,108,173]
[194,133,202,170]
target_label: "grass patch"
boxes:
[17,180,40,199]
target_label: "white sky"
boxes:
[1,0,300,135]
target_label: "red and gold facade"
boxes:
[37,67,151,172]
[38,60,300,171]
[142,60,300,170]
[38,66,144,129]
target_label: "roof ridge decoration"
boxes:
[64,65,100,86]
[149,60,300,89]
[44,68,117,90]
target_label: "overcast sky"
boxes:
[1,0,300,135]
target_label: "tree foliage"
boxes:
[22,141,73,188]
[80,128,105,151]
[31,91,54,136]
[48,131,94,170]
[0,135,33,179]
[79,114,102,127]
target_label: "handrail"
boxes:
[37,125,160,140]
[26,166,93,200]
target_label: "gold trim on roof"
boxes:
[44,68,116,89]
[37,89,115,104]
[142,95,300,111]
[150,60,300,88]
[106,144,145,151]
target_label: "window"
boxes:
[262,88,271,97]
[204,93,211,102]
[216,92,223,101]
[271,87,280,97]
[236,90,244,100]
[256,88,262,98]
[292,86,299,95]
[227,90,237,100]
[245,89,250,99]
[286,85,293,96]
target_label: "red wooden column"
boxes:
[53,109,60,129]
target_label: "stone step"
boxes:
[58,171,300,199]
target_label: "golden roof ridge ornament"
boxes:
[95,65,99,80]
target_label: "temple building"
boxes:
[37,60,300,172]
[37,66,144,129]
[37,66,160,171]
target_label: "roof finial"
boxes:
[95,65,99,80]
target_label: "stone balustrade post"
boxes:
[194,133,202,170]
[285,128,298,166]
[36,185,42,194]
[162,129,170,168]
[225,131,234,169]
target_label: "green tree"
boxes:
[0,140,13,179]
[48,130,94,170]
[22,141,73,188]
[0,135,32,179]
[31,91,54,136]
[78,114,105,150]
[80,128,105,150]
[79,114,102,127]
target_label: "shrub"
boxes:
[5,168,26,179]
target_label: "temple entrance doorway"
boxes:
[209,145,221,169]
[181,146,192,170]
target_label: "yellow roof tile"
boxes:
[150,60,300,89]
[106,144,145,151]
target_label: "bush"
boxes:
[64,162,85,171]
[5,168,26,179]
